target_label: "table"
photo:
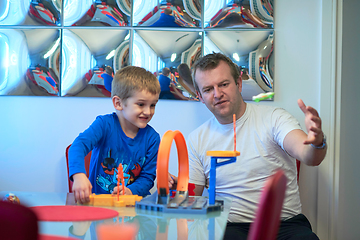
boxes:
[0,191,230,240]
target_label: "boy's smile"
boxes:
[115,90,159,138]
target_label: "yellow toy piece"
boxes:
[206,150,240,157]
[84,194,142,207]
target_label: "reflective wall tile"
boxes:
[61,28,129,97]
[134,30,201,100]
[0,28,60,96]
[0,0,61,26]
[204,0,273,29]
[64,0,130,26]
[204,30,273,100]
[1,0,275,100]
[134,0,201,28]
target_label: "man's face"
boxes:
[195,61,243,124]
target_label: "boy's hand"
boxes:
[112,186,133,195]
[72,173,92,204]
[168,173,177,190]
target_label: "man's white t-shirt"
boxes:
[188,103,302,222]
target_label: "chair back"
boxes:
[65,144,91,193]
[247,169,287,240]
[296,159,301,183]
[0,201,39,240]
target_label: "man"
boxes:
[149,8,182,28]
[185,53,326,239]
[158,67,176,99]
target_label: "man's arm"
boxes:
[193,184,205,196]
[283,99,327,166]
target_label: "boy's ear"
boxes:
[112,96,123,110]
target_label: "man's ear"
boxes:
[112,96,123,110]
[196,90,205,104]
[236,76,243,93]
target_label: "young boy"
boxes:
[68,66,161,204]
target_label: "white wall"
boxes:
[274,0,322,232]
[336,0,360,238]
[0,97,212,192]
[0,0,326,235]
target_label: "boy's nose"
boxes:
[143,106,151,115]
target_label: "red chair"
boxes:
[65,144,91,193]
[0,201,39,240]
[296,159,301,183]
[247,169,287,240]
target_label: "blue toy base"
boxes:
[135,191,223,215]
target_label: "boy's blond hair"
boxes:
[111,66,161,100]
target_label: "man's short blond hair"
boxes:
[111,66,161,100]
[192,52,240,94]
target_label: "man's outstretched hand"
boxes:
[297,99,324,146]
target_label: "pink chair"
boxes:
[0,201,39,240]
[247,169,287,240]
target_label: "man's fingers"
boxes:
[310,115,321,124]
[306,106,320,118]
[309,126,322,134]
[297,99,307,114]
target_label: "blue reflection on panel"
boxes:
[29,1,60,26]
[133,32,158,73]
[0,33,9,92]
[134,0,200,27]
[64,0,130,26]
[204,0,273,28]
[113,40,129,73]
[61,30,96,96]
[0,29,30,95]
[63,0,94,26]
[0,1,61,26]
[0,0,31,25]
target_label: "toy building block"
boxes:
[206,151,240,205]
[252,92,274,102]
[114,195,143,207]
[207,114,240,205]
[136,130,234,214]
[83,194,142,207]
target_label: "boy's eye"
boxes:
[137,103,144,107]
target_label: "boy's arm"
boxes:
[68,116,105,202]
[68,116,105,179]
[72,173,92,204]
[127,133,160,196]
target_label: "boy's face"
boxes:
[116,90,159,134]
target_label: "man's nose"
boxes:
[213,86,222,98]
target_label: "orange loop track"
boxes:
[156,130,189,196]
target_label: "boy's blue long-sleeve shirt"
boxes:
[68,113,160,197]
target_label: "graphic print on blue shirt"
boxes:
[96,148,145,193]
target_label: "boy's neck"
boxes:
[117,113,139,139]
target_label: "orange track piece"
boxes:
[157,130,189,196]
